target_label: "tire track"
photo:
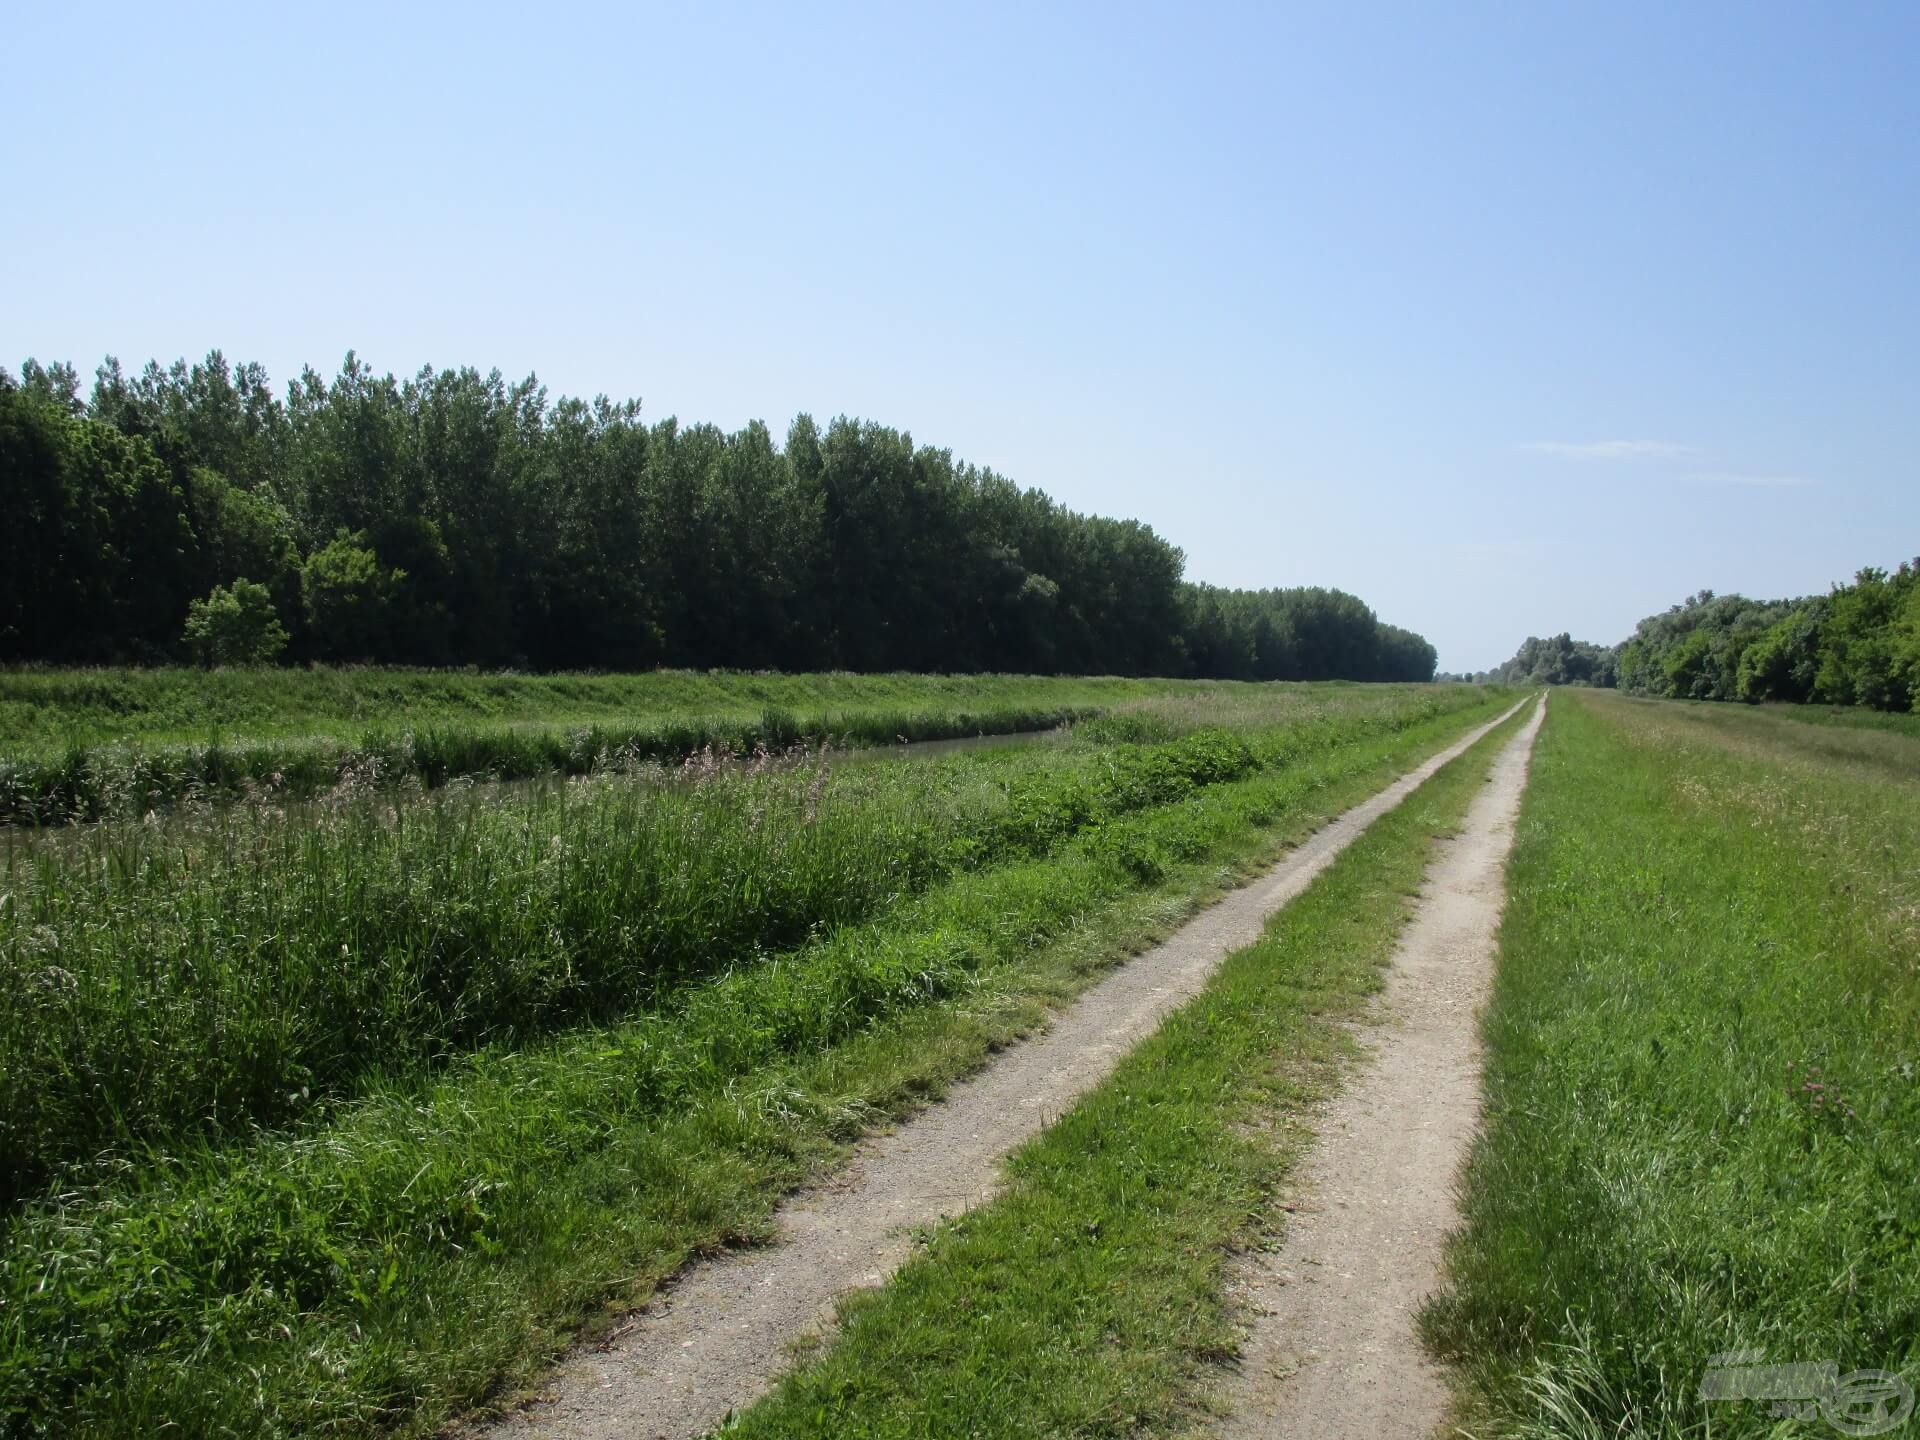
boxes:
[480,701,1532,1440]
[1213,696,1545,1439]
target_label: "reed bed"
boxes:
[1,727,1269,1203]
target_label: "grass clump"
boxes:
[1421,690,1920,1438]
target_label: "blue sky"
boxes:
[7,1,1916,671]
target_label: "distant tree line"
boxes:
[1484,561,1920,711]
[1614,564,1919,709]
[0,352,1436,681]
[1487,633,1619,688]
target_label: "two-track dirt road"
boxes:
[483,699,1539,1440]
[1215,694,1544,1437]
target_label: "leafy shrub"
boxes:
[302,531,404,662]
[181,579,288,666]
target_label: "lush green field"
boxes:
[1754,697,1920,741]
[0,668,1464,823]
[2,725,1261,1203]
[0,668,1131,822]
[0,681,1510,1437]
[0,668,1191,750]
[1423,689,1920,1437]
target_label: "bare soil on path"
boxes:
[1213,697,1544,1439]
[479,702,1529,1440]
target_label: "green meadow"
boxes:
[0,678,1507,1437]
[1424,691,1920,1437]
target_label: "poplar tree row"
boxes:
[1,352,1436,681]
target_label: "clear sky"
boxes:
[7,2,1917,671]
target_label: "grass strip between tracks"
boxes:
[720,703,1532,1438]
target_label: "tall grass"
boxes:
[0,669,1482,823]
[0,702,1094,824]
[0,689,1513,1438]
[1421,691,1920,1438]
[2,727,1272,1204]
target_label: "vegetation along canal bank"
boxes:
[0,681,1509,1437]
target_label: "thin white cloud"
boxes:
[1518,439,1698,460]
[1681,471,1812,488]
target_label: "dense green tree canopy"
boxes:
[1613,569,1920,711]
[1497,563,1919,712]
[182,579,288,667]
[0,352,1436,681]
[1490,633,1618,688]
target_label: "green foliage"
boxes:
[0,382,195,662]
[186,467,299,600]
[1182,581,1437,681]
[1897,582,1920,698]
[3,350,1436,679]
[301,531,405,662]
[1660,624,1713,696]
[1493,633,1617,687]
[181,580,289,666]
[1611,565,1919,712]
[1734,600,1824,702]
[1813,565,1916,711]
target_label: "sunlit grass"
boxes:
[0,670,1477,822]
[0,686,1510,1437]
[1422,690,1920,1438]
[0,668,1174,752]
[723,700,1531,1439]
[1,727,1269,1202]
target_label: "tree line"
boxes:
[1482,561,1920,711]
[1481,632,1618,688]
[0,352,1435,682]
[1614,564,1919,709]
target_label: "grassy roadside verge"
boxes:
[719,702,1534,1438]
[0,698,1514,1436]
[1421,690,1920,1438]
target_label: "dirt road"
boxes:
[1214,695,1544,1438]
[483,702,1529,1440]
